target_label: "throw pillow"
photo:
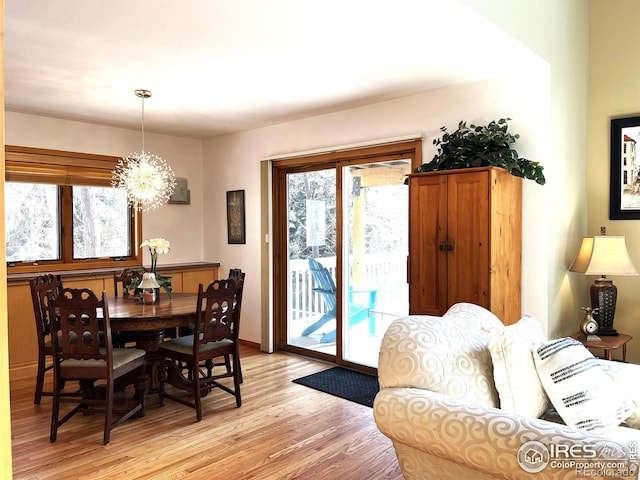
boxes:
[533,337,634,434]
[488,314,549,417]
[600,360,640,429]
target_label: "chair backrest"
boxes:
[228,268,245,291]
[30,274,64,341]
[49,288,112,371]
[308,258,337,313]
[194,279,240,350]
[114,268,144,296]
[228,268,245,317]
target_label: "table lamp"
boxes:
[138,272,160,304]
[569,228,638,336]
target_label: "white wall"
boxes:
[588,0,640,363]
[5,111,206,266]
[461,1,589,337]
[204,74,550,346]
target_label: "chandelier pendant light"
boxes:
[112,89,176,212]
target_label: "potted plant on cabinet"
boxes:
[413,118,545,185]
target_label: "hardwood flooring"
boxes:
[9,346,403,479]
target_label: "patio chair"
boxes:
[302,258,377,343]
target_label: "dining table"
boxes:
[104,292,199,392]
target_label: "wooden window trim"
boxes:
[5,145,142,273]
[271,139,422,169]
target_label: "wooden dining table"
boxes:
[104,292,199,391]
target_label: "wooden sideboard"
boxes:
[7,262,219,378]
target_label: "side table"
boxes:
[570,332,632,362]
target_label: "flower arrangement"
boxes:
[140,237,171,273]
[138,237,172,298]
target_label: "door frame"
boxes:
[271,140,422,371]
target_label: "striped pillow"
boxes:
[533,337,634,434]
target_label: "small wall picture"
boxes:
[226,190,246,244]
[168,178,190,204]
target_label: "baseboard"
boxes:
[239,338,260,349]
[9,362,37,383]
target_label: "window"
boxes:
[72,185,131,259]
[5,182,59,262]
[5,146,141,272]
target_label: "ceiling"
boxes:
[5,0,535,139]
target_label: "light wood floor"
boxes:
[10,346,403,479]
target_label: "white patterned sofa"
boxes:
[374,303,640,480]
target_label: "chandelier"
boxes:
[112,89,176,212]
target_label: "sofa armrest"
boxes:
[374,387,640,479]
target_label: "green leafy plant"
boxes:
[125,274,172,299]
[413,118,545,185]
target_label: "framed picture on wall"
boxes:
[226,190,246,244]
[610,115,640,219]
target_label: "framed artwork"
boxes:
[226,190,246,244]
[610,116,640,219]
[168,178,190,204]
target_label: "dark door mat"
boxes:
[293,366,379,408]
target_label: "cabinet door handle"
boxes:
[439,242,455,252]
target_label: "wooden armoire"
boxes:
[408,166,522,325]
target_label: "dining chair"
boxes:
[158,279,242,421]
[202,269,246,382]
[29,273,64,405]
[113,267,144,296]
[48,287,147,444]
[115,267,180,341]
[112,268,145,347]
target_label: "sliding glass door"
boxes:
[341,161,409,367]
[272,140,419,371]
[285,168,338,357]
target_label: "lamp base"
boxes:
[596,327,619,336]
[590,278,618,336]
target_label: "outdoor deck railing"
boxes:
[288,254,408,324]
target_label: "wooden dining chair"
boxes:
[113,268,144,296]
[48,288,147,444]
[158,279,242,421]
[112,268,145,347]
[29,273,64,405]
[202,268,246,382]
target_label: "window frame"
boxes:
[5,145,142,273]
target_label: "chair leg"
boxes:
[34,352,46,405]
[236,355,244,383]
[192,360,203,422]
[103,380,114,445]
[158,360,166,407]
[49,376,61,443]
[134,368,147,418]
[233,351,242,407]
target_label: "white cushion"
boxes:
[534,337,634,434]
[378,303,503,408]
[488,314,549,417]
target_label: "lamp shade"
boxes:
[138,272,160,289]
[569,236,638,276]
